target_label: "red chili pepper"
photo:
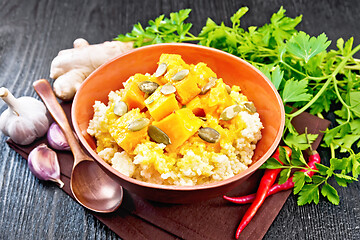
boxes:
[306,149,321,176]
[224,149,320,205]
[233,146,291,239]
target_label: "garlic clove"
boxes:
[28,143,64,188]
[47,122,70,151]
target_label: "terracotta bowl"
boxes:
[72,43,285,204]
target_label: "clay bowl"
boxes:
[72,43,285,204]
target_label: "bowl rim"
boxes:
[72,42,285,191]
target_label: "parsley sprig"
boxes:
[115,9,202,46]
[261,146,359,205]
[115,7,360,205]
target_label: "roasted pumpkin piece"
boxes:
[159,54,188,70]
[153,108,203,151]
[145,87,180,121]
[174,74,201,104]
[208,78,234,107]
[121,74,148,110]
[200,78,235,116]
[158,54,190,83]
[186,96,205,116]
[107,108,149,153]
[122,74,161,110]
[192,62,217,88]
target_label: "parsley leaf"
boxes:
[281,79,312,103]
[309,88,337,115]
[334,173,357,187]
[279,168,291,184]
[170,9,191,25]
[315,163,331,176]
[333,135,360,153]
[259,157,283,169]
[330,158,349,171]
[312,175,326,184]
[230,7,248,29]
[321,183,340,205]
[323,123,351,146]
[259,65,284,90]
[260,6,302,46]
[352,157,360,178]
[336,37,354,56]
[290,147,308,166]
[284,133,318,150]
[286,32,331,63]
[279,146,290,164]
[270,66,284,90]
[298,184,320,205]
[350,92,360,118]
[293,171,306,194]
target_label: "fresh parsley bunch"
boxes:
[115,7,360,205]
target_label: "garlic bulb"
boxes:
[28,143,64,188]
[0,87,49,145]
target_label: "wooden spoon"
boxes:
[33,79,123,213]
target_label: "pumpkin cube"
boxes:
[200,78,234,116]
[158,54,190,84]
[145,88,180,121]
[192,62,217,88]
[159,54,187,68]
[107,108,149,153]
[186,96,205,116]
[153,108,203,151]
[174,74,201,104]
[122,74,156,110]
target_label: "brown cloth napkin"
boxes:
[7,102,330,240]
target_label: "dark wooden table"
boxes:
[0,0,359,239]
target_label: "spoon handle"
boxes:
[33,79,89,163]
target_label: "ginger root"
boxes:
[50,38,133,101]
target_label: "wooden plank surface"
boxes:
[0,0,359,239]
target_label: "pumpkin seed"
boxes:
[225,84,232,94]
[198,127,220,143]
[171,69,189,81]
[148,125,171,145]
[198,116,207,121]
[244,102,257,113]
[154,63,167,77]
[113,101,128,117]
[200,77,217,94]
[138,81,159,94]
[220,104,242,121]
[160,83,176,95]
[127,118,150,132]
